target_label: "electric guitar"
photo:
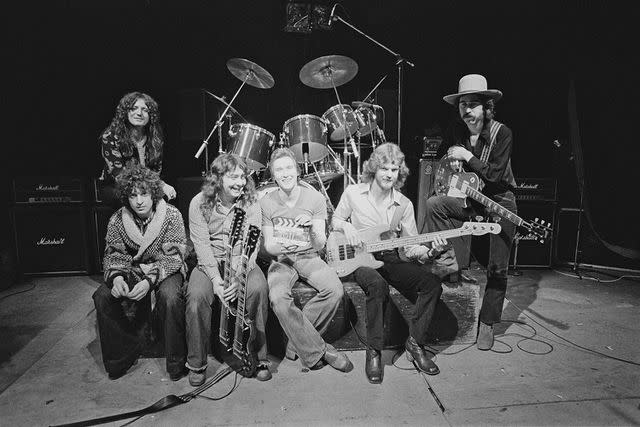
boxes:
[434,157,552,243]
[222,225,261,378]
[326,222,501,277]
[219,207,246,348]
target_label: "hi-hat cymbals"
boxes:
[299,55,358,89]
[202,89,246,122]
[227,58,275,89]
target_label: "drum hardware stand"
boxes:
[330,11,414,146]
[509,233,523,276]
[327,145,356,186]
[195,58,274,161]
[195,77,249,161]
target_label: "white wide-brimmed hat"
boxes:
[443,74,502,105]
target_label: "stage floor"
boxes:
[0,267,639,426]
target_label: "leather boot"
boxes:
[322,343,353,373]
[405,336,439,375]
[477,321,494,350]
[365,349,383,384]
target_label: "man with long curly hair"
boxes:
[92,164,187,380]
[186,153,271,385]
[332,142,447,383]
[99,91,177,205]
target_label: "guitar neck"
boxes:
[364,228,470,253]
[464,186,526,227]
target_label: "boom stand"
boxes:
[332,14,414,146]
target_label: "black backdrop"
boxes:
[3,1,639,260]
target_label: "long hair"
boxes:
[361,142,410,189]
[102,92,164,169]
[200,153,257,220]
[116,164,164,209]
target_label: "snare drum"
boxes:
[354,106,378,136]
[282,114,328,163]
[322,104,359,142]
[228,123,274,170]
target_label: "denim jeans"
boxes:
[267,253,344,367]
[185,265,269,371]
[93,273,186,377]
[424,192,517,324]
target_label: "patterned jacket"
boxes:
[103,200,187,289]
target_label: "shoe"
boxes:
[365,349,383,384]
[188,369,206,386]
[460,271,478,285]
[108,370,127,380]
[309,358,327,370]
[322,344,354,373]
[170,368,188,382]
[255,365,272,382]
[405,336,439,375]
[285,343,298,361]
[477,321,494,350]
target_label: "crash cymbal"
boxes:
[227,58,275,89]
[299,55,358,89]
[202,89,247,122]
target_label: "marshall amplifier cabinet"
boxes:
[509,201,557,268]
[11,205,90,275]
[91,206,116,273]
[513,177,557,204]
[12,176,87,204]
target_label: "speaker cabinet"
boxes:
[416,158,437,232]
[91,206,116,273]
[509,202,557,268]
[12,205,90,275]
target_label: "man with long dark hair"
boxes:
[92,164,187,380]
[424,74,518,351]
[332,143,447,383]
[186,153,271,385]
[99,91,177,205]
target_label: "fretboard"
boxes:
[464,185,525,227]
[364,227,471,253]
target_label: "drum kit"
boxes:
[193,55,388,203]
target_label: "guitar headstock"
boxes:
[461,221,502,236]
[243,225,261,258]
[230,207,247,247]
[520,218,552,244]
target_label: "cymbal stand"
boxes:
[194,72,252,160]
[331,12,414,147]
[325,67,358,188]
[327,145,356,186]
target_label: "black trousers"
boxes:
[348,253,443,350]
[425,192,517,324]
[92,273,186,376]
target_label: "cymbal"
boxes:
[202,89,246,122]
[299,55,358,89]
[227,58,275,89]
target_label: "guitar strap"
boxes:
[479,120,502,164]
[389,197,409,236]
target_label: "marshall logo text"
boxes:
[37,237,66,246]
[36,184,60,191]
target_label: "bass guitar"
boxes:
[434,157,552,243]
[326,222,501,277]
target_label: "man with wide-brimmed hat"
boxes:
[423,74,518,351]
